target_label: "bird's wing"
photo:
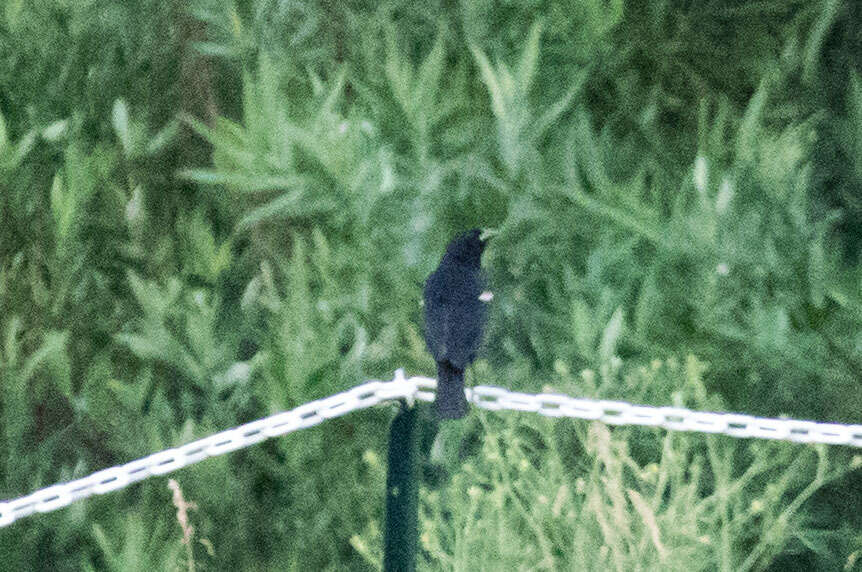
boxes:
[443,293,486,368]
[423,270,448,361]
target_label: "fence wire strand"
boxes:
[2,370,860,528]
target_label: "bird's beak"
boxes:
[479,228,499,242]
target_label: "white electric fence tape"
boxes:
[2,370,860,528]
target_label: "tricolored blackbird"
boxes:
[423,229,489,419]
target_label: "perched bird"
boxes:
[423,229,489,419]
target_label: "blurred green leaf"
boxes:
[599,307,624,364]
[112,99,131,153]
[0,110,7,151]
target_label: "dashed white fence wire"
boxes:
[2,369,860,528]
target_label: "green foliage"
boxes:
[390,358,858,571]
[0,0,860,569]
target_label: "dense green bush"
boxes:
[1,1,859,569]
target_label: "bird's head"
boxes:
[445,228,489,266]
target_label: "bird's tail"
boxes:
[435,362,468,419]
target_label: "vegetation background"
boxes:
[0,0,860,569]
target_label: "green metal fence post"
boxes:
[383,401,420,572]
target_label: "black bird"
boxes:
[423,229,489,419]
